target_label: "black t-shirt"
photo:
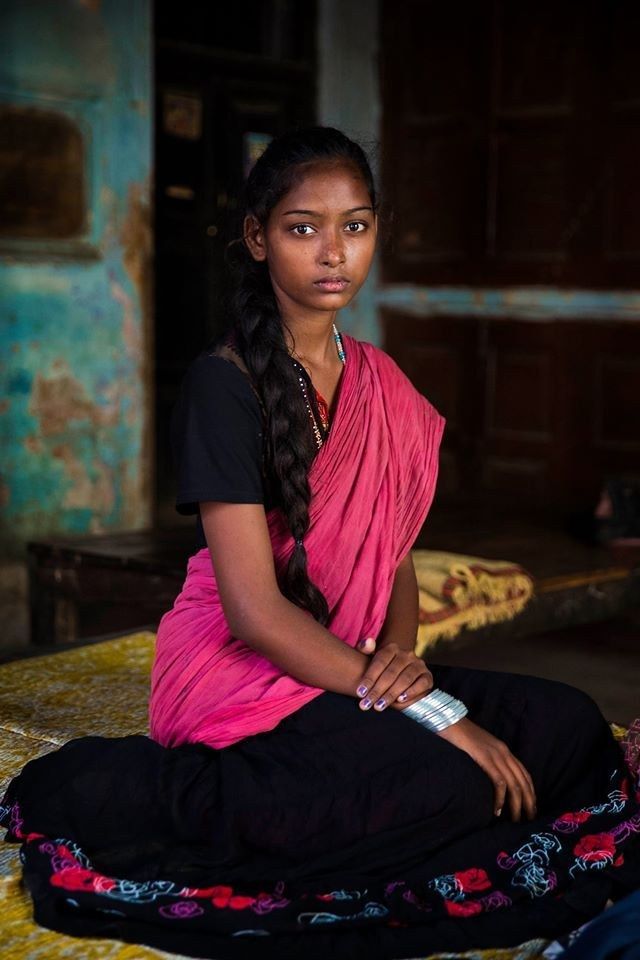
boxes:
[171,352,277,549]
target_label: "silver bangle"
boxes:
[401,687,468,732]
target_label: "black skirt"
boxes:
[2,664,640,960]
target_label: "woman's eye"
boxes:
[291,224,315,236]
[345,221,367,233]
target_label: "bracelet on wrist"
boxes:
[401,687,468,733]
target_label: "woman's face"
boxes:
[244,160,378,321]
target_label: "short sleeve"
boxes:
[171,353,265,515]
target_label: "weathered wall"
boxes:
[0,0,153,555]
[0,0,152,646]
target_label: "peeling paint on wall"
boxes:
[0,0,152,557]
[29,362,120,434]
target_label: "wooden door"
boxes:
[153,2,316,510]
[381,0,640,287]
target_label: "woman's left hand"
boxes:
[356,635,433,709]
[357,638,536,821]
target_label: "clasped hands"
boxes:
[354,635,433,712]
[355,635,537,823]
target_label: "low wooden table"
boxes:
[27,526,197,646]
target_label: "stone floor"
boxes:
[430,612,640,727]
[411,498,640,726]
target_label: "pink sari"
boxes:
[149,334,445,749]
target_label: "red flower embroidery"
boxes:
[444,899,483,917]
[56,844,76,861]
[454,868,491,893]
[50,867,100,892]
[93,875,117,893]
[209,884,256,910]
[574,832,616,862]
[557,811,591,825]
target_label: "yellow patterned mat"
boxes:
[0,631,586,960]
[413,551,534,655]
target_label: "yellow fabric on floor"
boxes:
[412,550,535,656]
[0,633,187,959]
[0,631,613,960]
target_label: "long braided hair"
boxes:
[218,126,377,625]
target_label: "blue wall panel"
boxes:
[0,0,153,556]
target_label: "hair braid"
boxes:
[230,250,330,623]
[216,126,378,624]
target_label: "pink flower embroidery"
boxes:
[159,901,204,919]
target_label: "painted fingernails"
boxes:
[374,698,386,710]
[357,684,368,697]
[495,808,502,817]
[360,698,372,710]
[397,692,408,703]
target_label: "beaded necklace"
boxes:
[290,323,346,450]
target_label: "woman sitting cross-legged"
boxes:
[2,126,639,960]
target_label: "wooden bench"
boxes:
[27,526,196,647]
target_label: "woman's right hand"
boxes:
[354,640,434,712]
[438,717,537,822]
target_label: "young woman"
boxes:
[2,127,639,960]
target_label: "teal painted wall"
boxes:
[0,0,153,557]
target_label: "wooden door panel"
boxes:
[380,0,487,284]
[482,320,562,500]
[493,0,580,112]
[603,118,640,261]
[485,349,553,442]
[394,128,477,264]
[490,123,571,262]
[384,312,640,509]
[594,356,640,452]
[400,0,486,119]
[382,309,480,495]
[610,0,640,103]
[483,456,550,499]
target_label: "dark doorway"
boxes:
[153,1,317,515]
